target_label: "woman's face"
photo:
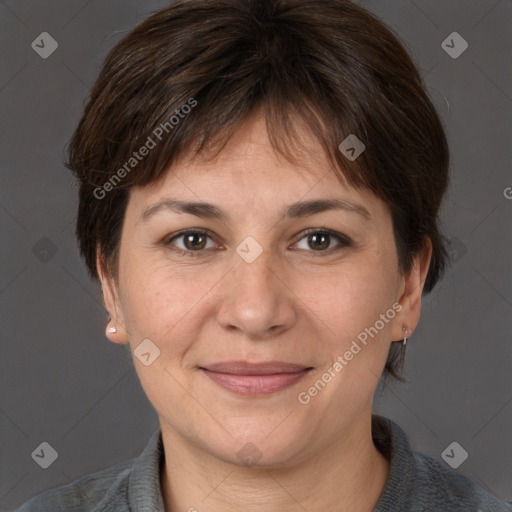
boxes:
[101,113,427,467]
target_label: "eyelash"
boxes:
[162,228,352,258]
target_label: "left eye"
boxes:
[293,229,352,253]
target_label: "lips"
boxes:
[199,361,313,396]
[202,361,311,375]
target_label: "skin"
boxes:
[98,112,431,512]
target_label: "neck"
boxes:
[160,412,389,512]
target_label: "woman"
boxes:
[15,0,511,510]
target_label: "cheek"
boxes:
[303,268,396,398]
[312,260,396,331]
[119,259,215,346]
[310,254,398,387]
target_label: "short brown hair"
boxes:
[66,0,450,383]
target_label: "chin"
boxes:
[208,424,310,469]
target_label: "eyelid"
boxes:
[163,228,220,254]
[291,228,352,253]
[163,227,352,256]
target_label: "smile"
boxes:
[199,361,314,396]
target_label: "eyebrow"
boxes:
[140,197,372,222]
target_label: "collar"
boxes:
[372,414,415,511]
[129,429,166,511]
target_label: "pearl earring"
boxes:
[108,326,117,334]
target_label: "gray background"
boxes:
[0,0,511,509]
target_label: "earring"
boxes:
[402,326,412,346]
[107,326,117,334]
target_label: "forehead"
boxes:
[126,112,384,221]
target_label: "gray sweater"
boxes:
[12,415,512,511]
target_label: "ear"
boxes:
[391,237,433,341]
[96,246,129,345]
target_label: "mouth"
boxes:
[199,361,314,396]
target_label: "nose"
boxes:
[215,242,297,339]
